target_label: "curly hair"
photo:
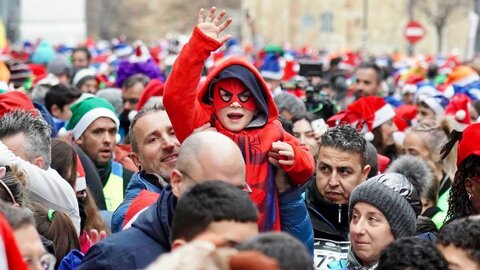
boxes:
[437,217,480,264]
[446,155,480,220]
[377,237,448,270]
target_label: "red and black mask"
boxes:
[213,78,257,111]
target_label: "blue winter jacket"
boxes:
[111,172,164,233]
[78,187,175,270]
[279,185,314,254]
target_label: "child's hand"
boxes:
[197,7,233,44]
[193,122,217,133]
[268,141,295,167]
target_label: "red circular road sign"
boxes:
[404,21,426,44]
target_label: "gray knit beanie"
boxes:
[349,173,418,239]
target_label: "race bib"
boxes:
[313,238,350,270]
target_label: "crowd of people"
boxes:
[0,6,479,270]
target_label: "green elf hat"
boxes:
[66,96,119,140]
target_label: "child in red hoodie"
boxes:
[164,7,314,231]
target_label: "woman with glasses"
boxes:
[403,118,456,229]
[441,123,480,223]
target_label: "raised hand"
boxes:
[197,7,232,44]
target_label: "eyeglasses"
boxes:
[122,97,139,104]
[24,253,56,270]
[179,170,252,194]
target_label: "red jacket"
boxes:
[164,27,314,231]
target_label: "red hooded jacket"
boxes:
[164,27,314,231]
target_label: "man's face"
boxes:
[2,133,28,161]
[354,68,380,98]
[79,78,98,94]
[214,78,256,132]
[416,104,436,122]
[56,73,70,86]
[316,146,369,205]
[264,78,281,93]
[437,244,480,270]
[132,111,180,179]
[72,51,89,69]
[14,224,48,270]
[193,220,259,248]
[58,103,74,121]
[402,92,415,105]
[293,118,319,160]
[76,117,117,167]
[123,82,145,111]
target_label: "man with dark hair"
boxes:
[171,181,258,248]
[237,232,313,270]
[119,74,150,137]
[377,237,448,270]
[305,125,370,268]
[44,84,82,132]
[437,217,480,270]
[66,96,134,212]
[111,104,180,232]
[353,62,383,99]
[79,131,248,270]
[72,47,92,72]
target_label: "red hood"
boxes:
[197,57,279,123]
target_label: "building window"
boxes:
[321,12,333,33]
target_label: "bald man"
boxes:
[79,131,251,270]
[170,131,248,197]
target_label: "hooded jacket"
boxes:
[164,26,314,231]
[305,179,350,241]
[78,187,175,270]
[111,171,165,233]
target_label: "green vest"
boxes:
[437,186,451,214]
[103,161,124,211]
[431,209,447,230]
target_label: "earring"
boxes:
[468,193,473,200]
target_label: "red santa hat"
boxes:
[128,79,165,121]
[377,154,391,174]
[457,123,480,166]
[445,93,472,128]
[0,213,28,270]
[327,96,396,141]
[394,104,417,131]
[135,79,164,111]
[75,156,87,192]
[122,190,159,230]
[0,91,36,117]
[401,74,424,95]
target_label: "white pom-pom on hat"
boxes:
[128,110,138,122]
[116,134,121,144]
[456,110,466,121]
[57,127,69,138]
[364,131,374,142]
